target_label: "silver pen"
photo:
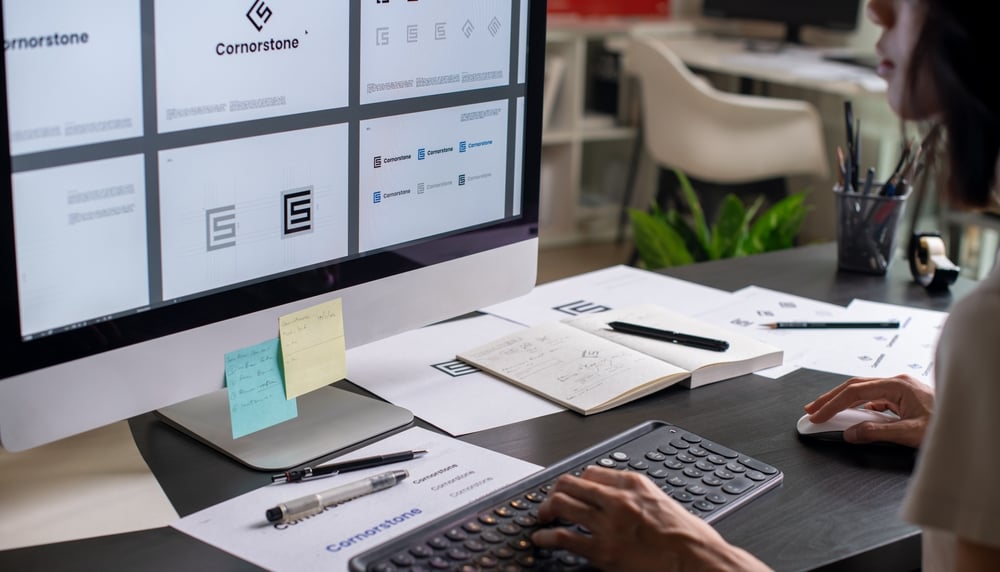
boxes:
[265,469,408,524]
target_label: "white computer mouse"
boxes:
[796,408,897,441]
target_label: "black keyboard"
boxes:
[349,420,782,572]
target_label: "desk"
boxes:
[0,243,976,571]
[643,33,886,97]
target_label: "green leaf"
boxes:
[748,192,809,252]
[664,209,709,261]
[629,208,695,268]
[710,194,747,259]
[672,169,711,252]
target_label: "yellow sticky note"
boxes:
[279,298,347,399]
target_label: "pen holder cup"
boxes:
[834,186,908,275]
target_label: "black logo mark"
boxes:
[246,0,272,32]
[432,360,479,377]
[282,187,313,237]
[552,300,611,316]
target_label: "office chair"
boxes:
[616,34,829,245]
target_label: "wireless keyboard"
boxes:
[349,420,782,571]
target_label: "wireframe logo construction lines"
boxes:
[206,205,237,251]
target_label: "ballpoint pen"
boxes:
[271,450,427,484]
[607,321,729,352]
[265,469,408,524]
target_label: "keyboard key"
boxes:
[722,477,756,495]
[701,440,739,459]
[741,457,779,475]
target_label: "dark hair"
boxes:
[909,2,1000,208]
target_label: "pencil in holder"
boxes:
[834,185,908,274]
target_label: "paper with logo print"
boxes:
[480,264,733,328]
[225,338,298,439]
[279,298,347,399]
[170,426,542,572]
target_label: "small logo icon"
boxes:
[459,141,467,153]
[488,17,502,37]
[407,24,418,43]
[374,156,382,168]
[417,182,425,194]
[282,187,313,237]
[435,22,447,40]
[373,191,382,203]
[553,300,611,316]
[417,148,426,160]
[458,174,466,186]
[246,0,272,32]
[376,27,390,46]
[432,360,479,377]
[206,205,237,251]
[462,20,475,38]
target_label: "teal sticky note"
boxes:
[225,338,298,439]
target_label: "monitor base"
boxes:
[156,385,413,471]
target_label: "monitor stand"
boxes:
[156,385,413,471]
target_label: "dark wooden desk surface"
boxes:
[1,243,975,571]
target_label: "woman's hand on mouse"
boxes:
[530,466,770,572]
[804,374,934,448]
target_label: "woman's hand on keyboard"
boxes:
[530,466,770,572]
[804,374,934,448]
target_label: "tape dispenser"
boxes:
[908,232,960,291]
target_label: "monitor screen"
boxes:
[0,0,542,466]
[702,0,861,44]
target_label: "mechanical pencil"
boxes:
[607,321,729,352]
[271,449,427,484]
[265,469,408,524]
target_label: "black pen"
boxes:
[271,449,428,484]
[762,322,899,329]
[607,321,729,352]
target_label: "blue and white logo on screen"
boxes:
[373,191,382,204]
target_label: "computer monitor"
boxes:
[702,0,861,45]
[0,0,543,470]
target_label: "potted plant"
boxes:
[629,169,809,268]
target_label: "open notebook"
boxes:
[458,304,782,415]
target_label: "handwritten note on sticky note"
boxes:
[279,298,347,399]
[225,338,298,439]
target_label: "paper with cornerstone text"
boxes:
[171,427,541,571]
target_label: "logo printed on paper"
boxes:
[407,24,418,43]
[376,27,390,46]
[458,174,466,186]
[418,148,426,160]
[488,17,502,37]
[206,205,237,251]
[552,300,611,316]
[435,22,447,40]
[462,20,474,38]
[373,191,382,203]
[246,0,272,32]
[374,155,383,168]
[432,360,479,377]
[282,187,313,237]
[730,318,753,327]
[417,182,425,194]
[459,141,467,153]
